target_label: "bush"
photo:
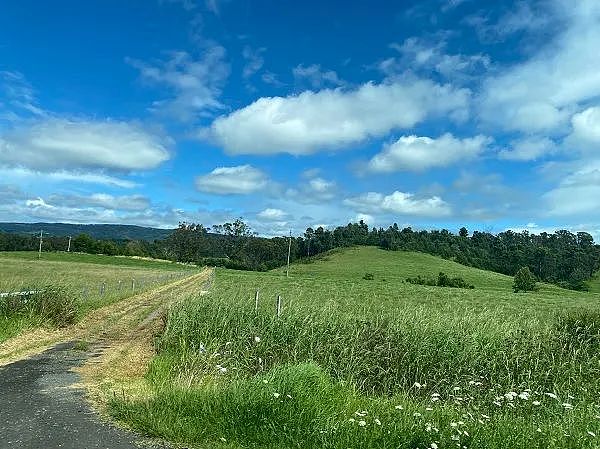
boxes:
[513,266,537,292]
[362,273,374,280]
[406,272,474,289]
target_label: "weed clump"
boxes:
[362,273,374,280]
[0,285,79,327]
[406,272,474,289]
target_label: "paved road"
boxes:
[0,342,164,449]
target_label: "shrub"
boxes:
[513,266,537,292]
[362,273,374,280]
[406,272,474,289]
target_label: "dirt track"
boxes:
[0,270,210,449]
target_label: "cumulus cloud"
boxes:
[568,106,600,148]
[257,208,288,221]
[127,47,230,121]
[367,133,489,172]
[285,171,337,204]
[479,0,600,133]
[499,136,558,161]
[344,191,452,217]
[207,79,470,155]
[0,118,170,172]
[195,165,269,194]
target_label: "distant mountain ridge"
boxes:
[0,222,174,241]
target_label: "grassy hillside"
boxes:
[0,252,197,343]
[0,250,191,270]
[110,247,600,449]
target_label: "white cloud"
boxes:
[499,136,558,161]
[257,208,288,221]
[354,213,374,224]
[0,71,45,119]
[207,79,470,155]
[127,47,230,121]
[368,133,489,172]
[47,193,150,211]
[479,0,600,133]
[242,46,265,79]
[195,165,269,194]
[384,38,490,81]
[544,159,600,216]
[568,106,600,147]
[285,173,337,204]
[344,191,452,217]
[0,118,170,172]
[292,64,344,89]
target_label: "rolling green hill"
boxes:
[110,246,600,449]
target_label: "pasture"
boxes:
[0,251,197,343]
[110,247,600,449]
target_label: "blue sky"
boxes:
[1,0,600,238]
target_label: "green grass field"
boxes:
[0,251,197,342]
[109,247,600,449]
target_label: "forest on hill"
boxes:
[1,220,599,291]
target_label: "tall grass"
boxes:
[110,248,600,448]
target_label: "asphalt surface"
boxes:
[0,342,164,449]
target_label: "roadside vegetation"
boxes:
[109,247,600,449]
[0,252,196,343]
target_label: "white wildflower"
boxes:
[426,407,433,411]
[254,336,261,343]
[262,379,268,384]
[537,427,542,433]
[533,400,541,406]
[414,382,423,389]
[358,420,366,427]
[273,393,280,398]
[545,392,558,399]
[587,431,596,437]
[518,392,530,400]
[349,418,355,423]
[414,412,422,417]
[286,394,292,399]
[481,414,490,419]
[450,422,458,428]
[395,405,404,410]
[431,443,438,449]
[375,418,382,426]
[562,403,573,409]
[220,437,227,442]
[493,401,502,407]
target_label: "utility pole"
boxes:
[38,230,43,260]
[67,236,72,252]
[286,230,292,277]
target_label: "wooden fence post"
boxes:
[276,294,282,317]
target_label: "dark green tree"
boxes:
[513,266,537,293]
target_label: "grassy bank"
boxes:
[0,252,197,342]
[110,247,600,448]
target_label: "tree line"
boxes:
[1,219,599,290]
